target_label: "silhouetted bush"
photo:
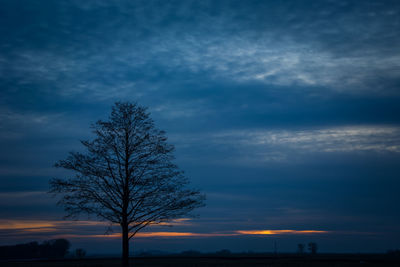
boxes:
[75,248,86,258]
[0,239,70,260]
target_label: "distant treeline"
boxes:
[0,239,70,260]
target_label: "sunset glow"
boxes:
[54,230,328,239]
[0,220,107,230]
[1,0,400,255]
[0,219,329,239]
[0,220,56,230]
[236,230,329,235]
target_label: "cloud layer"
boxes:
[1,0,400,253]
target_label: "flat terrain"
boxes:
[2,255,400,267]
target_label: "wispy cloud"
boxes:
[0,108,87,146]
[144,33,400,93]
[214,125,400,153]
[172,125,400,164]
[2,0,399,101]
[0,109,64,139]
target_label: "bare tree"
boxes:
[308,242,318,254]
[50,102,205,266]
[297,243,305,254]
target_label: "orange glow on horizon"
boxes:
[0,219,329,239]
[56,232,239,239]
[0,218,191,231]
[136,232,240,237]
[56,230,328,239]
[137,232,195,237]
[237,230,329,235]
[0,220,56,230]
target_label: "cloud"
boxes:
[0,191,50,205]
[2,0,399,102]
[0,109,64,139]
[0,108,85,148]
[144,32,400,94]
[218,125,400,153]
[1,0,400,252]
[172,125,400,164]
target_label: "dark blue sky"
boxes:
[1,0,400,254]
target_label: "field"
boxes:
[2,255,400,267]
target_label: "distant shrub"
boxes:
[75,248,86,258]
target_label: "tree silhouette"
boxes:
[50,102,205,266]
[308,242,318,254]
[297,243,305,254]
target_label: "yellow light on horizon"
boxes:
[237,229,329,235]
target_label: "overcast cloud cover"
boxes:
[1,0,400,254]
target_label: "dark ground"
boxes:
[2,255,400,267]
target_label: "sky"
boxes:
[1,0,400,255]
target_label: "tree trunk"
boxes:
[122,223,129,267]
